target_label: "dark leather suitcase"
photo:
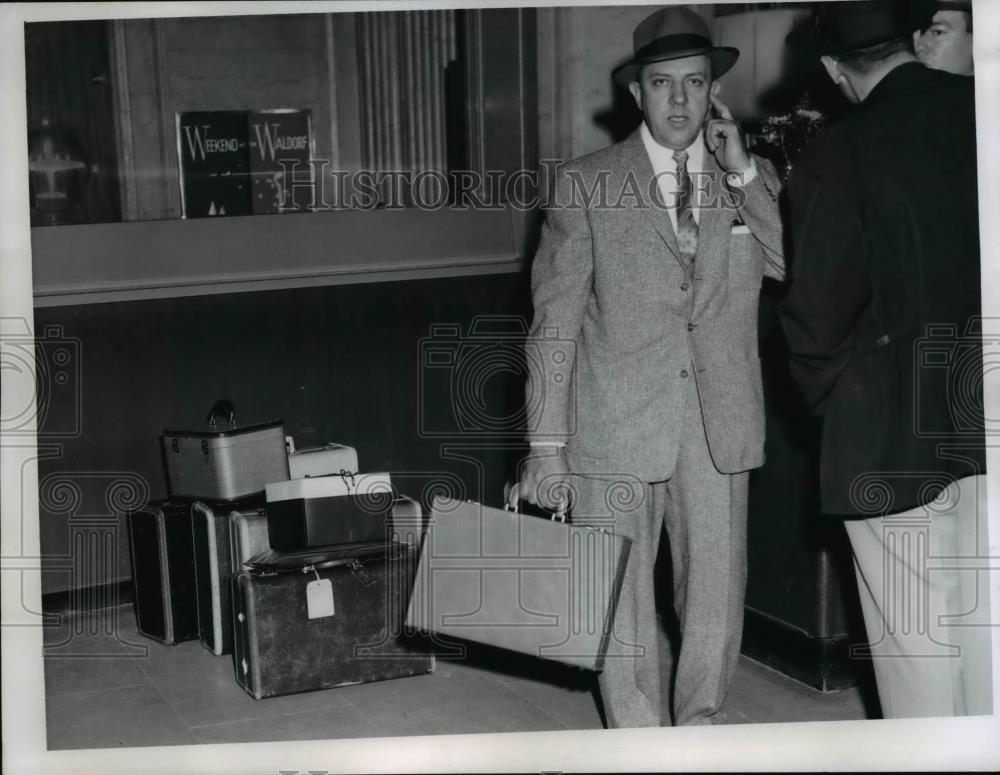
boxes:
[232,541,434,700]
[264,472,395,550]
[191,495,265,656]
[126,499,199,645]
[406,495,632,671]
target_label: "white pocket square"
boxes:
[730,224,751,235]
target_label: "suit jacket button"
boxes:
[680,369,689,379]
[681,282,690,292]
[687,323,695,332]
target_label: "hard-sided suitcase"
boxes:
[264,472,396,550]
[162,399,289,501]
[227,497,422,574]
[228,508,270,573]
[405,495,632,671]
[288,442,358,479]
[126,499,199,645]
[232,541,434,700]
[192,495,264,656]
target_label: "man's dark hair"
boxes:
[836,35,915,74]
[963,10,973,34]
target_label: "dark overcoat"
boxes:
[780,61,986,516]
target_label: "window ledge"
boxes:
[31,206,527,307]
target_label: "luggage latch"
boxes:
[350,560,376,587]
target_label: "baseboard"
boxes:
[740,607,861,691]
[41,580,134,615]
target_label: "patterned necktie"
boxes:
[673,150,698,258]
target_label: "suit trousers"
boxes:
[571,374,749,727]
[843,473,993,718]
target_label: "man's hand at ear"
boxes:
[705,94,752,174]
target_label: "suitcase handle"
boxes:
[248,542,405,574]
[206,398,237,429]
[503,481,568,523]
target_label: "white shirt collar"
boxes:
[639,121,706,174]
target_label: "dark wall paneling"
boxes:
[35,272,533,594]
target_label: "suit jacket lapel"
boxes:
[618,130,687,273]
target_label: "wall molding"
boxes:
[31,206,525,307]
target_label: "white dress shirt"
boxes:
[640,121,707,235]
[639,120,757,235]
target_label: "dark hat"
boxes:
[934,1,972,10]
[811,0,935,56]
[612,6,739,87]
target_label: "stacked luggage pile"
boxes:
[126,399,432,700]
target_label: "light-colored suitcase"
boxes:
[192,496,263,656]
[405,495,631,671]
[162,400,289,501]
[288,442,359,479]
[228,508,270,573]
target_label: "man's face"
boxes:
[628,55,720,150]
[915,10,974,76]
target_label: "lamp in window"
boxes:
[28,118,90,226]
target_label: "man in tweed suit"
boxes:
[516,6,784,727]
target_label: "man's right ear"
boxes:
[628,81,642,111]
[819,55,841,85]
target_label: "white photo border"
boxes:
[2,1,998,772]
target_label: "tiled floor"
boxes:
[42,605,871,749]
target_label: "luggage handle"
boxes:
[296,556,387,585]
[251,542,406,575]
[206,398,237,429]
[503,481,568,523]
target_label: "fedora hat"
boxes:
[811,0,936,56]
[612,6,739,87]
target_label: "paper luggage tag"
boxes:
[306,570,335,619]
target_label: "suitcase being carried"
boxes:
[405,495,631,671]
[126,499,199,645]
[233,540,434,700]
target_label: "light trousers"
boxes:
[844,473,994,718]
[572,375,748,727]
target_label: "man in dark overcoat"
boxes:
[778,0,991,717]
